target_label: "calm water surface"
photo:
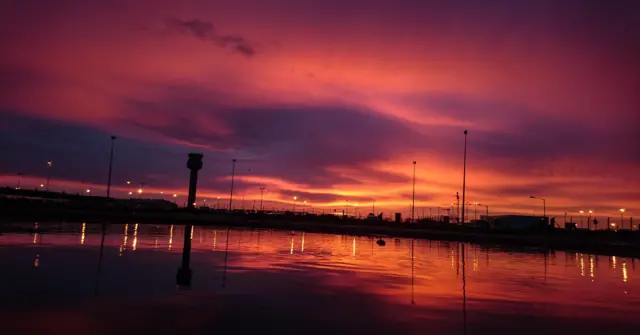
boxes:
[0,223,638,334]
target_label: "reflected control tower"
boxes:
[186,153,203,209]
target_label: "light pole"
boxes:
[529,196,546,219]
[46,161,53,191]
[411,161,416,223]
[106,136,116,197]
[456,192,460,223]
[372,199,375,214]
[173,194,177,204]
[260,187,265,211]
[461,130,468,224]
[579,210,584,227]
[472,201,478,220]
[216,196,220,209]
[588,210,593,230]
[229,159,237,210]
[478,204,489,218]
[620,208,625,229]
[86,187,92,195]
[293,196,297,213]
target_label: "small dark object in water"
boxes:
[376,239,386,246]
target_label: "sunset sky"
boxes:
[1,0,638,218]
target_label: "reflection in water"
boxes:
[32,232,38,244]
[411,239,415,305]
[176,225,193,288]
[461,243,467,335]
[168,225,174,250]
[352,237,356,257]
[221,228,230,288]
[290,237,294,255]
[132,223,138,251]
[1,224,639,335]
[80,223,86,245]
[94,224,107,296]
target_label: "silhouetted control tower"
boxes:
[186,153,203,209]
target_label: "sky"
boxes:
[1,0,639,219]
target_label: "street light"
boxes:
[588,210,593,230]
[529,196,546,218]
[106,135,116,197]
[472,201,478,220]
[293,196,298,213]
[411,161,417,223]
[461,130,468,224]
[86,188,91,194]
[46,161,53,191]
[620,208,625,229]
[229,159,237,210]
[579,210,584,227]
[478,203,489,218]
[259,187,265,211]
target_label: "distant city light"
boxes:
[620,208,625,213]
[137,188,143,194]
[128,191,133,195]
[173,194,177,198]
[86,189,91,193]
[126,181,131,185]
[40,184,44,188]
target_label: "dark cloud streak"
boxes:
[167,18,256,57]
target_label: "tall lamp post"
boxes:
[45,161,53,191]
[293,196,298,213]
[411,161,417,223]
[259,187,265,211]
[461,130,468,224]
[229,159,237,210]
[579,210,584,227]
[478,204,489,218]
[620,208,625,229]
[529,196,546,219]
[106,135,116,197]
[588,210,593,230]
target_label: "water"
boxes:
[0,223,638,334]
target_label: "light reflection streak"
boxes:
[168,225,174,250]
[301,232,305,253]
[213,230,217,249]
[352,237,356,257]
[80,222,86,245]
[132,223,138,251]
[34,254,40,267]
[32,233,38,244]
[589,255,595,281]
[190,225,194,240]
[290,237,294,255]
[613,256,617,269]
[580,254,585,277]
[154,238,158,249]
[622,262,628,283]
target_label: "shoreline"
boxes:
[2,208,639,257]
